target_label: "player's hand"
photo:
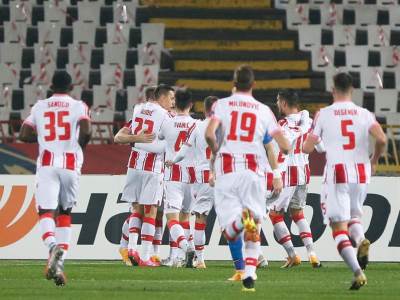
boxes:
[165,160,173,168]
[208,172,215,187]
[272,177,283,195]
[134,129,156,143]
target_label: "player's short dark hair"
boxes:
[145,86,156,101]
[278,89,299,108]
[333,72,353,93]
[175,88,193,111]
[204,96,218,114]
[233,64,254,91]
[154,84,174,100]
[51,71,72,93]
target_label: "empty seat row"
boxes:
[0,1,138,26]
[276,0,400,8]
[286,4,400,29]
[0,64,159,89]
[0,22,165,47]
[325,67,400,91]
[310,45,399,71]
[298,25,400,48]
[0,42,166,69]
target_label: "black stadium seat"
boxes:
[57,48,69,68]
[100,6,113,26]
[91,48,104,69]
[21,47,34,68]
[60,27,73,47]
[0,5,10,25]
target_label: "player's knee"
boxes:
[269,210,284,225]
[290,209,305,223]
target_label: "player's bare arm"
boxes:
[113,127,155,144]
[273,131,291,154]
[205,118,220,155]
[303,134,319,154]
[369,123,387,174]
[78,119,91,149]
[264,143,283,194]
[19,123,38,143]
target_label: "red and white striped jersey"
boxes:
[311,101,379,184]
[23,94,90,172]
[277,111,312,186]
[126,101,169,174]
[186,119,213,183]
[211,92,281,177]
[159,114,197,183]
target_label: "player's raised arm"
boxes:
[303,111,322,154]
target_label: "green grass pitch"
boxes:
[1,260,400,300]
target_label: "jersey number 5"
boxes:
[44,111,71,141]
[341,119,355,150]
[227,111,257,142]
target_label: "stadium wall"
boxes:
[1,175,399,261]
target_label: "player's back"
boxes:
[160,114,196,182]
[192,119,212,182]
[128,101,168,173]
[212,93,279,176]
[315,101,376,183]
[28,94,89,170]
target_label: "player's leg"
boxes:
[151,208,164,263]
[193,212,207,268]
[137,172,164,266]
[227,236,245,281]
[289,185,321,267]
[127,204,142,265]
[119,216,131,266]
[121,169,143,264]
[267,187,300,268]
[164,181,194,265]
[327,183,366,290]
[240,171,266,292]
[349,183,370,270]
[139,204,158,266]
[257,223,268,268]
[55,169,81,286]
[35,168,65,284]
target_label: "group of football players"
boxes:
[20,65,386,292]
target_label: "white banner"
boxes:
[1,175,399,261]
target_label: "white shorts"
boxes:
[320,183,367,224]
[35,167,80,210]
[214,171,266,230]
[191,183,214,215]
[164,181,193,214]
[266,184,308,212]
[121,169,164,206]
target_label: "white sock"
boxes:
[120,218,129,248]
[244,240,259,279]
[39,212,56,250]
[270,213,296,258]
[333,230,360,273]
[348,218,365,247]
[292,211,316,257]
[153,219,163,256]
[224,216,243,241]
[140,217,155,261]
[128,212,142,251]
[55,214,71,261]
[194,222,206,262]
[168,220,188,252]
